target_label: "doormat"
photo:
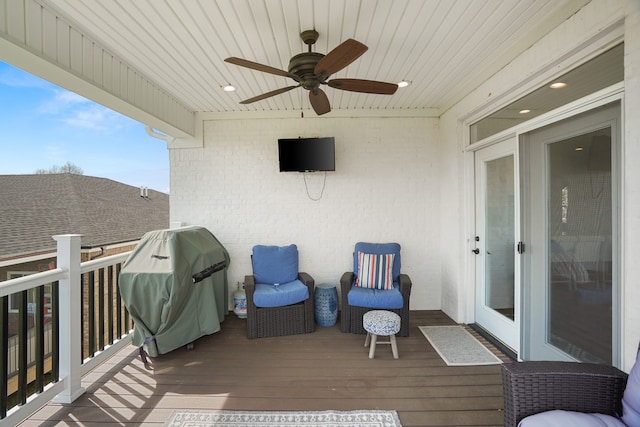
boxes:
[165,409,402,427]
[419,325,503,366]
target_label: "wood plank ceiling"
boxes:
[40,0,590,116]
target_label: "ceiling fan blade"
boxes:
[314,39,368,78]
[328,78,398,95]
[309,88,331,115]
[239,85,299,104]
[225,57,299,80]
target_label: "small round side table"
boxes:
[314,283,338,327]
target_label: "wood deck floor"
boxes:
[20,311,511,426]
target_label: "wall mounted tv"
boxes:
[278,137,335,172]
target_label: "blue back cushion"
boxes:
[252,244,298,284]
[353,242,401,281]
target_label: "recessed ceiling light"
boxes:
[397,80,411,88]
[519,109,531,114]
[575,147,584,151]
[223,84,236,92]
[550,82,567,89]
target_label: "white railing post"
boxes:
[52,234,85,403]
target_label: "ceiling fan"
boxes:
[225,30,398,115]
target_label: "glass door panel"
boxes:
[485,156,515,320]
[474,139,519,353]
[524,102,619,364]
[548,128,612,364]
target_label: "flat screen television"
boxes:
[278,137,335,172]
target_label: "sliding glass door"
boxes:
[522,102,619,363]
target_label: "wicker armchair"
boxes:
[340,242,412,337]
[244,272,314,339]
[502,361,628,426]
[244,245,315,339]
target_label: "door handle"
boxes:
[472,248,480,254]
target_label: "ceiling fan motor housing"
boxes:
[288,52,326,90]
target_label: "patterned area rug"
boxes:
[164,410,403,427]
[419,325,502,366]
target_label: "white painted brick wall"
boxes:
[171,116,440,310]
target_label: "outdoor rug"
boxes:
[419,325,502,366]
[164,409,402,427]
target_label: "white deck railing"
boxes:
[0,235,134,427]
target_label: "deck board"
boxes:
[20,311,510,426]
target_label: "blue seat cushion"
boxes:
[253,279,309,308]
[252,244,298,285]
[353,242,401,282]
[519,410,625,427]
[347,283,404,309]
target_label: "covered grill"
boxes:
[119,226,229,357]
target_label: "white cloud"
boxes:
[55,90,90,106]
[61,104,125,131]
[1,63,135,133]
[38,89,89,114]
[40,89,134,132]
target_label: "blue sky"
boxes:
[0,61,170,193]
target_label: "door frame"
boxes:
[464,84,624,361]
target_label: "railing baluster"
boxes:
[80,273,85,360]
[98,268,105,351]
[108,266,114,344]
[51,282,59,382]
[18,290,28,405]
[116,263,122,338]
[123,267,130,332]
[35,286,45,393]
[1,296,8,418]
[88,271,95,358]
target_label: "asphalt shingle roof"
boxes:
[0,174,169,260]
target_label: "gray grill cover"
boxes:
[119,226,229,357]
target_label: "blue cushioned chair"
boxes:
[340,242,412,337]
[244,244,315,339]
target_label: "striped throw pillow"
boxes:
[356,251,395,290]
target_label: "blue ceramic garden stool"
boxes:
[314,283,338,327]
[363,310,400,359]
